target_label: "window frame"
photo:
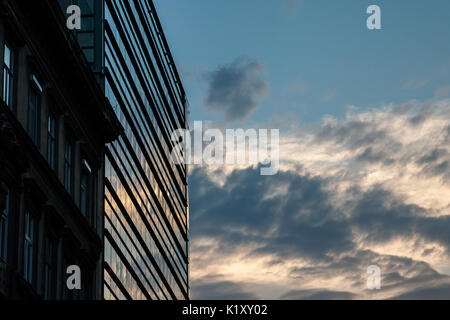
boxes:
[80,158,92,220]
[47,112,57,170]
[28,74,43,147]
[2,42,15,109]
[64,137,74,195]
[23,211,36,285]
[43,235,57,300]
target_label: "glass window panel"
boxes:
[82,48,95,63]
[24,212,35,284]
[44,237,56,299]
[28,83,41,146]
[4,44,10,68]
[2,44,14,108]
[77,32,94,47]
[47,114,57,170]
[64,141,73,194]
[0,191,9,262]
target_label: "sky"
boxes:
[154,0,450,299]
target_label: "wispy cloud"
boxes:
[281,0,303,16]
[323,91,335,101]
[288,79,308,94]
[435,84,450,97]
[403,78,430,89]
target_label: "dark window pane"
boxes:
[28,79,41,146]
[78,32,94,47]
[64,141,73,194]
[82,48,95,63]
[47,114,57,170]
[24,212,35,284]
[0,191,9,262]
[44,237,56,300]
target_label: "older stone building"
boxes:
[0,0,121,299]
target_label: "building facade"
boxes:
[0,0,121,299]
[103,0,189,300]
[58,0,190,300]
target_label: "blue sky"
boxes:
[156,0,450,125]
[154,0,450,300]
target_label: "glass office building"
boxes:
[59,0,189,300]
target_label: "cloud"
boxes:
[204,57,269,123]
[280,289,356,300]
[189,99,450,299]
[435,84,450,97]
[403,78,430,89]
[282,0,303,15]
[323,91,335,101]
[191,276,259,300]
[289,80,308,94]
[392,284,450,300]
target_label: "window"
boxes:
[0,191,9,262]
[80,159,91,219]
[28,75,43,146]
[23,212,35,284]
[44,237,57,300]
[47,113,57,170]
[2,43,14,108]
[81,266,93,299]
[64,139,74,195]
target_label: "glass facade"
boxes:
[59,0,189,300]
[103,0,189,300]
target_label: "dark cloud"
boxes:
[392,284,450,300]
[315,119,389,151]
[190,101,450,299]
[204,57,269,123]
[409,102,434,126]
[417,149,448,165]
[191,277,259,300]
[190,164,450,299]
[351,188,450,253]
[445,125,450,143]
[191,165,450,262]
[280,289,356,300]
[190,166,354,261]
[356,147,395,165]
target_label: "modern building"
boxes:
[58,0,190,300]
[0,0,121,299]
